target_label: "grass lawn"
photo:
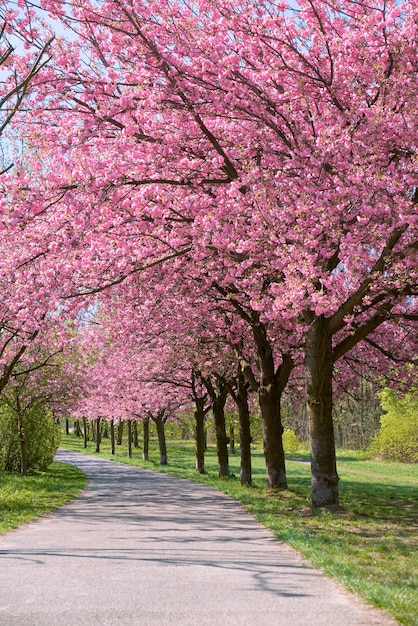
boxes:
[63,434,417,625]
[0,461,87,533]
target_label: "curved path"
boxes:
[0,450,397,626]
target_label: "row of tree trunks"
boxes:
[71,345,337,507]
[75,417,162,464]
[73,343,337,507]
[211,287,340,506]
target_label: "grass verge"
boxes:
[61,434,417,626]
[0,461,87,533]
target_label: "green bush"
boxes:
[368,389,418,463]
[0,402,61,473]
[282,428,301,454]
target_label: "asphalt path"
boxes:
[0,450,398,626]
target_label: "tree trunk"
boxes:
[194,398,206,474]
[65,417,70,435]
[305,316,339,508]
[236,370,252,486]
[74,420,81,437]
[143,417,149,461]
[83,417,88,449]
[154,413,167,465]
[95,417,101,453]
[258,381,286,489]
[253,325,291,489]
[117,421,124,445]
[229,425,235,455]
[110,419,115,455]
[127,420,132,458]
[212,388,229,477]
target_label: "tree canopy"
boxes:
[1,0,416,503]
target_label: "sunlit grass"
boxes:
[0,461,87,533]
[61,434,417,625]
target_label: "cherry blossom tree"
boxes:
[12,0,417,506]
[0,5,58,393]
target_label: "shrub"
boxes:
[0,402,61,473]
[282,428,301,455]
[368,389,418,463]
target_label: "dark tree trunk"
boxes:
[133,421,139,447]
[143,417,149,461]
[83,417,88,449]
[110,419,115,455]
[258,381,286,489]
[200,375,229,477]
[236,369,252,486]
[127,420,133,458]
[154,413,167,465]
[212,386,229,477]
[117,421,124,445]
[305,316,339,508]
[65,417,70,435]
[74,420,81,437]
[253,324,291,489]
[194,398,206,474]
[95,417,101,453]
[229,425,235,455]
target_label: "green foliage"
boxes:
[368,389,418,463]
[0,402,61,473]
[282,428,301,454]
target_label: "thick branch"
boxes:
[332,311,390,362]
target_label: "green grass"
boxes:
[62,434,417,625]
[0,461,87,533]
